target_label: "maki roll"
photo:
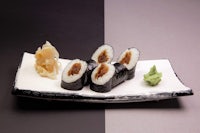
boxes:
[61,59,88,90]
[91,44,114,64]
[86,44,114,85]
[117,48,139,80]
[112,63,128,88]
[90,63,115,93]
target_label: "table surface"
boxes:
[1,0,200,133]
[105,0,200,133]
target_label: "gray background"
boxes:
[105,0,200,133]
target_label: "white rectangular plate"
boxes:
[12,52,193,103]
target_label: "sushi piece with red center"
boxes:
[117,48,139,80]
[91,44,114,64]
[61,59,88,90]
[90,63,115,93]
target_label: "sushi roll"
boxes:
[86,44,113,86]
[117,48,139,80]
[90,63,115,93]
[61,59,88,90]
[91,44,114,64]
[112,63,128,88]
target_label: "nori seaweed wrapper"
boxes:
[112,63,128,88]
[90,79,112,93]
[86,59,98,85]
[126,66,136,80]
[61,72,87,90]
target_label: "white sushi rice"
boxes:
[91,44,114,63]
[62,59,87,83]
[91,63,115,85]
[117,48,139,70]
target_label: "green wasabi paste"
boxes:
[144,65,162,86]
